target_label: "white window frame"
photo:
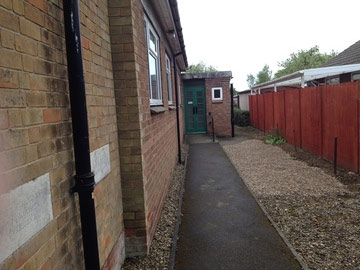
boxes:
[145,17,162,106]
[165,54,173,105]
[212,87,223,101]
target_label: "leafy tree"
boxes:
[274,46,337,78]
[247,65,273,88]
[246,74,255,88]
[186,61,217,72]
[256,64,272,84]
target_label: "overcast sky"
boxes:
[177,0,360,91]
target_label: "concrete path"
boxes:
[174,140,301,270]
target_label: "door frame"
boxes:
[184,84,207,134]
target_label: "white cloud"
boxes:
[178,0,360,90]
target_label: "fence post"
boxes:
[358,99,360,173]
[298,89,302,148]
[320,86,324,158]
[230,84,235,138]
[263,95,266,134]
[334,137,338,175]
[283,91,287,138]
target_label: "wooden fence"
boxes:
[249,82,360,172]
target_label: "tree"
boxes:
[274,46,337,78]
[256,64,272,84]
[246,74,255,88]
[247,64,273,88]
[186,61,217,73]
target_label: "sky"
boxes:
[177,0,360,91]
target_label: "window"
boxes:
[212,87,223,101]
[145,18,162,105]
[165,54,173,105]
[326,76,339,85]
[352,73,360,81]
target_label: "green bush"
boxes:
[265,134,286,145]
[234,108,250,126]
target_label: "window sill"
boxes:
[150,106,166,115]
[212,100,223,104]
[169,105,176,110]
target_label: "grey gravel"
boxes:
[122,149,187,270]
[223,139,360,270]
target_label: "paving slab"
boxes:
[174,142,301,270]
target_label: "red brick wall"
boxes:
[108,0,185,257]
[0,0,125,269]
[205,77,232,137]
[134,0,184,250]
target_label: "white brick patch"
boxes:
[91,144,111,184]
[0,173,53,263]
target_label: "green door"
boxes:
[184,85,207,134]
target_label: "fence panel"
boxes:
[264,93,274,132]
[273,92,286,137]
[257,94,265,131]
[322,83,359,171]
[249,95,257,128]
[249,82,360,172]
[284,90,301,146]
[300,87,322,156]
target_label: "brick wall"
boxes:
[0,0,124,269]
[108,0,184,256]
[205,77,232,137]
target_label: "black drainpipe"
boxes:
[173,53,182,164]
[63,1,100,269]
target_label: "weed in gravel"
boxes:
[265,134,286,145]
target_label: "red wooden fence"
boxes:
[249,82,360,172]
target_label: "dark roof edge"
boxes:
[239,90,251,94]
[169,0,188,68]
[182,71,232,80]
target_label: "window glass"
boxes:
[352,73,360,81]
[145,17,161,105]
[149,31,157,53]
[166,55,173,104]
[212,87,223,101]
[326,77,339,85]
[149,55,159,99]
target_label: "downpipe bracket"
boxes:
[71,172,95,194]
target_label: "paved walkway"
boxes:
[175,138,301,270]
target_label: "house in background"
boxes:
[182,71,232,137]
[323,40,360,67]
[234,90,251,111]
[0,0,187,269]
[249,40,360,94]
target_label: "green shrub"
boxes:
[234,108,250,126]
[265,134,286,145]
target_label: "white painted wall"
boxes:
[0,173,53,263]
[239,93,250,111]
[91,144,111,184]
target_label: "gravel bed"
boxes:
[122,150,187,270]
[223,139,360,270]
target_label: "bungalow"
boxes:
[0,0,187,269]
